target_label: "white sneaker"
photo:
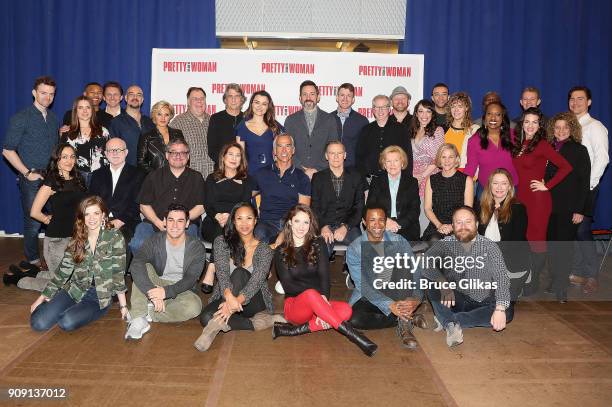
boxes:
[445,322,463,347]
[275,281,285,294]
[125,316,151,340]
[146,302,154,322]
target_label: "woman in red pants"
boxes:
[272,204,378,356]
[511,107,572,293]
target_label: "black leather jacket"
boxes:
[137,126,184,173]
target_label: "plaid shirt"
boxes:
[422,234,511,309]
[171,111,214,179]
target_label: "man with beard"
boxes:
[388,86,412,127]
[422,206,512,348]
[109,85,155,166]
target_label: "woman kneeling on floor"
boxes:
[30,195,128,331]
[194,202,283,351]
[272,204,378,357]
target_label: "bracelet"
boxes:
[24,169,32,177]
[494,307,506,312]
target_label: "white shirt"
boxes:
[108,163,125,218]
[579,113,609,189]
[484,213,501,242]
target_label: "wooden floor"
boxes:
[0,236,611,406]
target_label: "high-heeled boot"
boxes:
[271,322,310,339]
[337,322,378,357]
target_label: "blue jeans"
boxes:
[129,222,200,253]
[323,224,362,254]
[30,287,110,332]
[254,219,284,244]
[19,175,43,262]
[429,289,514,329]
[573,215,598,278]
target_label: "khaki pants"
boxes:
[129,264,202,323]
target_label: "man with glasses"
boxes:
[355,95,413,180]
[130,139,205,252]
[89,137,145,243]
[109,84,155,166]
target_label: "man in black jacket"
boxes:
[89,137,144,243]
[207,83,245,167]
[311,141,365,252]
[331,83,369,169]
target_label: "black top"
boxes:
[204,174,253,219]
[422,171,467,240]
[545,140,590,215]
[207,110,244,166]
[355,119,413,177]
[367,170,420,241]
[274,237,330,298]
[43,175,87,238]
[311,167,366,228]
[137,166,205,227]
[432,111,449,132]
[63,109,113,130]
[388,112,413,128]
[137,126,185,174]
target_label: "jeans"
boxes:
[429,289,514,329]
[30,287,110,332]
[19,175,43,262]
[323,224,361,254]
[573,215,598,278]
[129,222,199,254]
[254,219,284,244]
[200,267,267,330]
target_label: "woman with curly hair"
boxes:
[444,92,480,169]
[545,112,590,300]
[30,195,128,331]
[272,204,378,356]
[511,107,572,293]
[236,90,284,174]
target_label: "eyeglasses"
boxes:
[373,106,390,110]
[106,148,126,154]
[168,151,189,157]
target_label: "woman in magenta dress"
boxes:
[511,107,572,293]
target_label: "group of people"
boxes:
[1,75,608,354]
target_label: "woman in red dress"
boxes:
[511,108,572,293]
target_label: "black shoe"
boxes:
[272,322,311,339]
[200,283,213,294]
[3,272,23,286]
[19,261,41,273]
[10,264,38,278]
[337,322,378,357]
[329,251,336,263]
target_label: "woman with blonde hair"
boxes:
[367,145,420,242]
[422,143,473,241]
[137,100,184,173]
[30,195,128,331]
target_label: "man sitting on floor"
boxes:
[125,204,205,340]
[346,204,426,350]
[422,206,513,348]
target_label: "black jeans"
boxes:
[199,267,266,330]
[349,298,397,330]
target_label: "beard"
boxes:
[456,228,477,243]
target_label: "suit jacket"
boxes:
[367,170,420,241]
[89,164,145,234]
[332,109,369,168]
[284,106,339,170]
[311,167,366,228]
[545,140,591,215]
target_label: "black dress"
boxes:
[422,171,467,241]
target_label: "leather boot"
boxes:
[337,322,378,357]
[194,318,231,352]
[397,318,418,350]
[272,322,311,339]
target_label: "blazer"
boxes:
[545,140,591,215]
[284,106,339,170]
[137,126,184,173]
[367,170,420,241]
[42,228,127,309]
[332,109,369,168]
[89,164,145,234]
[311,167,366,228]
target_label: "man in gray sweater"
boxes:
[125,203,205,340]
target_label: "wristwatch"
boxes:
[24,169,33,177]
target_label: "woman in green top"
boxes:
[30,195,128,331]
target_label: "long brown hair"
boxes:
[66,96,103,140]
[279,204,320,268]
[213,142,248,181]
[68,196,111,263]
[244,90,281,135]
[479,168,517,225]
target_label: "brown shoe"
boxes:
[569,274,587,285]
[583,278,599,294]
[411,313,429,330]
[397,318,418,350]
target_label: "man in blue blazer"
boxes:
[331,83,369,169]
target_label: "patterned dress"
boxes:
[412,126,445,197]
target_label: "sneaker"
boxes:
[275,281,285,295]
[125,317,151,340]
[396,318,418,350]
[146,302,154,322]
[445,322,463,347]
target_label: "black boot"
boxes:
[3,272,23,286]
[337,322,378,357]
[272,322,311,339]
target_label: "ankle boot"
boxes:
[250,312,286,331]
[272,322,310,339]
[337,322,378,357]
[3,271,24,286]
[194,318,231,352]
